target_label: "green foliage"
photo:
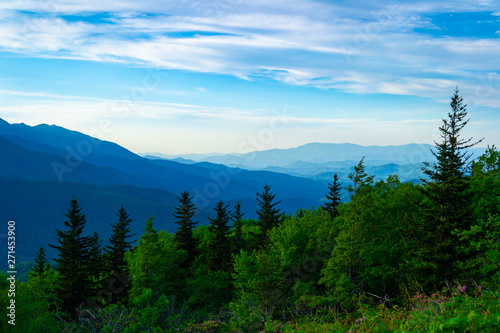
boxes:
[124,288,186,332]
[321,175,425,305]
[29,246,50,278]
[231,201,245,254]
[207,200,233,272]
[185,320,230,333]
[12,269,62,332]
[17,93,500,333]
[107,205,135,273]
[49,197,102,318]
[323,173,342,220]
[417,88,484,289]
[173,190,199,268]
[126,217,186,301]
[186,267,233,310]
[105,205,135,304]
[255,183,283,247]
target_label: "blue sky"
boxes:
[0,0,499,154]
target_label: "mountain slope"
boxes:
[0,118,331,269]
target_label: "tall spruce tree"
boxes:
[323,173,342,220]
[232,201,245,254]
[208,200,232,272]
[107,205,135,273]
[87,232,106,293]
[173,191,199,268]
[420,87,483,287]
[255,183,283,247]
[106,205,135,303]
[50,198,97,317]
[30,247,50,277]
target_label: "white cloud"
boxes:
[0,0,499,101]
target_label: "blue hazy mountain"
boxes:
[152,142,486,182]
[0,118,327,266]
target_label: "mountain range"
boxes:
[0,118,327,266]
[144,142,487,182]
[0,118,487,267]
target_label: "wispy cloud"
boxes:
[1,0,499,103]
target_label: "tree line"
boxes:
[1,88,499,332]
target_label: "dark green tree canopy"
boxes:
[107,204,135,273]
[49,197,99,317]
[323,173,342,220]
[173,190,199,267]
[255,183,283,247]
[231,201,245,253]
[418,88,483,287]
[30,246,50,277]
[423,87,483,183]
[207,200,232,272]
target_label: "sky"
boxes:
[0,0,499,155]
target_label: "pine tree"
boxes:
[422,87,482,183]
[30,247,50,277]
[255,183,283,247]
[419,87,483,287]
[207,200,232,272]
[49,197,96,317]
[323,173,342,220]
[106,205,135,303]
[173,191,199,268]
[107,205,135,271]
[232,201,245,254]
[87,232,106,293]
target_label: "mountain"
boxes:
[153,142,437,168]
[0,118,329,268]
[151,142,487,182]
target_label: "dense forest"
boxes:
[1,89,499,332]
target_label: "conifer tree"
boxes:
[106,205,135,303]
[107,205,135,274]
[232,201,245,254]
[87,232,106,293]
[173,190,199,268]
[419,87,483,286]
[30,247,50,277]
[50,197,96,317]
[255,183,283,247]
[323,173,342,220]
[207,200,233,272]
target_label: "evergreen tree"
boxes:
[173,190,199,268]
[419,87,483,287]
[232,201,245,254]
[255,183,283,247]
[107,205,135,272]
[49,197,96,317]
[323,173,342,220]
[106,205,135,303]
[422,87,482,183]
[208,200,232,272]
[87,231,106,293]
[30,246,50,277]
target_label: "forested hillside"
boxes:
[1,90,499,332]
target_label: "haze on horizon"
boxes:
[0,1,499,155]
